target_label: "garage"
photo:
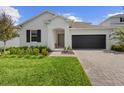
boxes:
[72,35,106,49]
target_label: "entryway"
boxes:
[58,34,64,48]
[54,28,65,49]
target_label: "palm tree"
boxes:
[0,11,19,53]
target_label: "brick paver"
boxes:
[75,50,124,86]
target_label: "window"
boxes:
[31,30,38,42]
[120,17,124,22]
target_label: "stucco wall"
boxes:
[47,17,70,49]
[20,12,54,47]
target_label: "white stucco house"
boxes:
[1,10,124,50]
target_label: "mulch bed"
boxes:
[61,50,74,55]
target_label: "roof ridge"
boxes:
[18,10,55,26]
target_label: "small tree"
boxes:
[0,12,19,53]
[110,27,124,45]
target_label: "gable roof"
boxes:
[18,10,55,26]
[18,10,111,29]
[99,13,124,25]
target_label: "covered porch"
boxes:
[53,28,65,49]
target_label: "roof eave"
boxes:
[70,27,113,30]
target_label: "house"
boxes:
[18,10,113,50]
[100,14,124,27]
[4,10,124,50]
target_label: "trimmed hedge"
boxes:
[0,46,50,56]
[111,44,124,52]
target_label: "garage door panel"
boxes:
[72,35,106,49]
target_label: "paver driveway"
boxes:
[75,50,124,86]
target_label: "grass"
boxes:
[0,56,91,86]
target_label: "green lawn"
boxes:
[0,56,91,86]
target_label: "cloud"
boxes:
[106,12,124,17]
[0,6,21,24]
[60,13,83,22]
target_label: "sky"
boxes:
[0,6,124,25]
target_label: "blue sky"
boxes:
[11,6,124,25]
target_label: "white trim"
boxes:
[69,27,113,30]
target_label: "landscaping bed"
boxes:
[0,56,91,86]
[61,50,74,54]
[111,44,124,52]
[0,46,50,56]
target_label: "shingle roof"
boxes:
[70,22,98,28]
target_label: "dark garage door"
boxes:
[72,35,106,49]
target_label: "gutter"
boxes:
[69,27,114,30]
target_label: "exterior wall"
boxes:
[69,29,112,50]
[20,12,54,47]
[0,37,20,48]
[19,12,114,50]
[100,19,111,26]
[47,17,70,50]
[100,17,124,27]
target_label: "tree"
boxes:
[110,27,124,45]
[0,11,19,53]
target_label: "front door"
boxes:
[58,34,64,48]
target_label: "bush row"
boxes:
[0,46,50,56]
[111,44,124,52]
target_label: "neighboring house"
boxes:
[100,14,124,27]
[2,10,124,50]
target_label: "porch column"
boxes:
[64,28,71,48]
[47,27,54,50]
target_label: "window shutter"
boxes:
[26,30,30,42]
[37,30,41,42]
[120,18,123,22]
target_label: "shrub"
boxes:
[9,47,18,54]
[0,48,3,53]
[37,46,42,53]
[111,44,124,52]
[38,55,43,59]
[20,46,28,50]
[0,52,2,56]
[33,48,39,55]
[10,55,17,58]
[26,48,33,55]
[30,55,38,59]
[47,48,52,52]
[1,45,49,56]
[42,48,48,56]
[24,55,30,58]
[18,49,25,55]
[4,51,10,55]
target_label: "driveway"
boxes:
[75,50,124,86]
